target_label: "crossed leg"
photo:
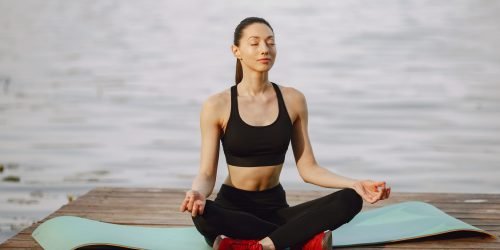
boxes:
[191,188,363,250]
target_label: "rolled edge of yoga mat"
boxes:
[332,201,497,247]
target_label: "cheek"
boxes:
[270,47,277,55]
[241,48,255,56]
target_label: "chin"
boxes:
[260,64,274,70]
[257,68,272,73]
[251,65,273,73]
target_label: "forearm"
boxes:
[303,165,359,189]
[191,173,216,198]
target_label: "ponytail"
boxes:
[235,59,243,85]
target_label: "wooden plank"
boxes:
[1,187,499,249]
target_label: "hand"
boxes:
[352,180,391,204]
[179,190,206,217]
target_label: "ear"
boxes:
[231,44,240,59]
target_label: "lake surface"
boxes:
[1,0,499,243]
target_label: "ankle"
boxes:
[259,237,276,250]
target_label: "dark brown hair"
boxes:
[233,17,274,85]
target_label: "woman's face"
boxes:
[232,23,276,72]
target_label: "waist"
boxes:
[215,182,289,210]
[226,165,283,187]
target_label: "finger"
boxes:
[377,188,384,199]
[370,196,377,204]
[180,196,189,212]
[187,195,195,211]
[366,189,379,198]
[380,189,387,200]
[372,188,384,202]
[179,200,184,212]
[381,187,389,200]
[192,202,198,217]
[198,203,204,215]
[363,194,372,203]
[363,186,378,201]
[364,189,375,199]
[365,191,376,202]
[194,201,203,217]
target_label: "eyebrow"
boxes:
[248,36,274,40]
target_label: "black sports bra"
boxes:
[220,82,293,167]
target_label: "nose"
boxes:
[259,42,270,54]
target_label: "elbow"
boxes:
[303,174,314,184]
[299,170,311,184]
[298,163,320,184]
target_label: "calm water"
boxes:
[1,0,500,243]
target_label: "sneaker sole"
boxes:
[213,235,225,249]
[322,230,333,250]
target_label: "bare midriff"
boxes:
[223,164,283,191]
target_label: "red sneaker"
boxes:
[213,235,263,250]
[301,230,332,250]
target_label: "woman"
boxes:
[179,17,391,250]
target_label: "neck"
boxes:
[238,71,271,96]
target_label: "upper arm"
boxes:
[197,94,223,178]
[289,88,318,180]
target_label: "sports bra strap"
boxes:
[230,85,238,117]
[271,82,287,114]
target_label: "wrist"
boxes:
[190,189,206,197]
[350,180,360,189]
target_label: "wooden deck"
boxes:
[1,187,498,249]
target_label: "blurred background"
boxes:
[1,0,499,244]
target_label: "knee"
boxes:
[191,200,217,246]
[343,188,363,214]
[191,210,205,229]
[191,200,213,227]
[338,188,363,215]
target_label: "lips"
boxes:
[258,58,271,62]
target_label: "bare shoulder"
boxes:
[203,88,230,109]
[276,83,307,110]
[200,87,231,123]
[275,83,305,100]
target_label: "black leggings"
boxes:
[191,183,363,250]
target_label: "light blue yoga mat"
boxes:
[32,201,496,250]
